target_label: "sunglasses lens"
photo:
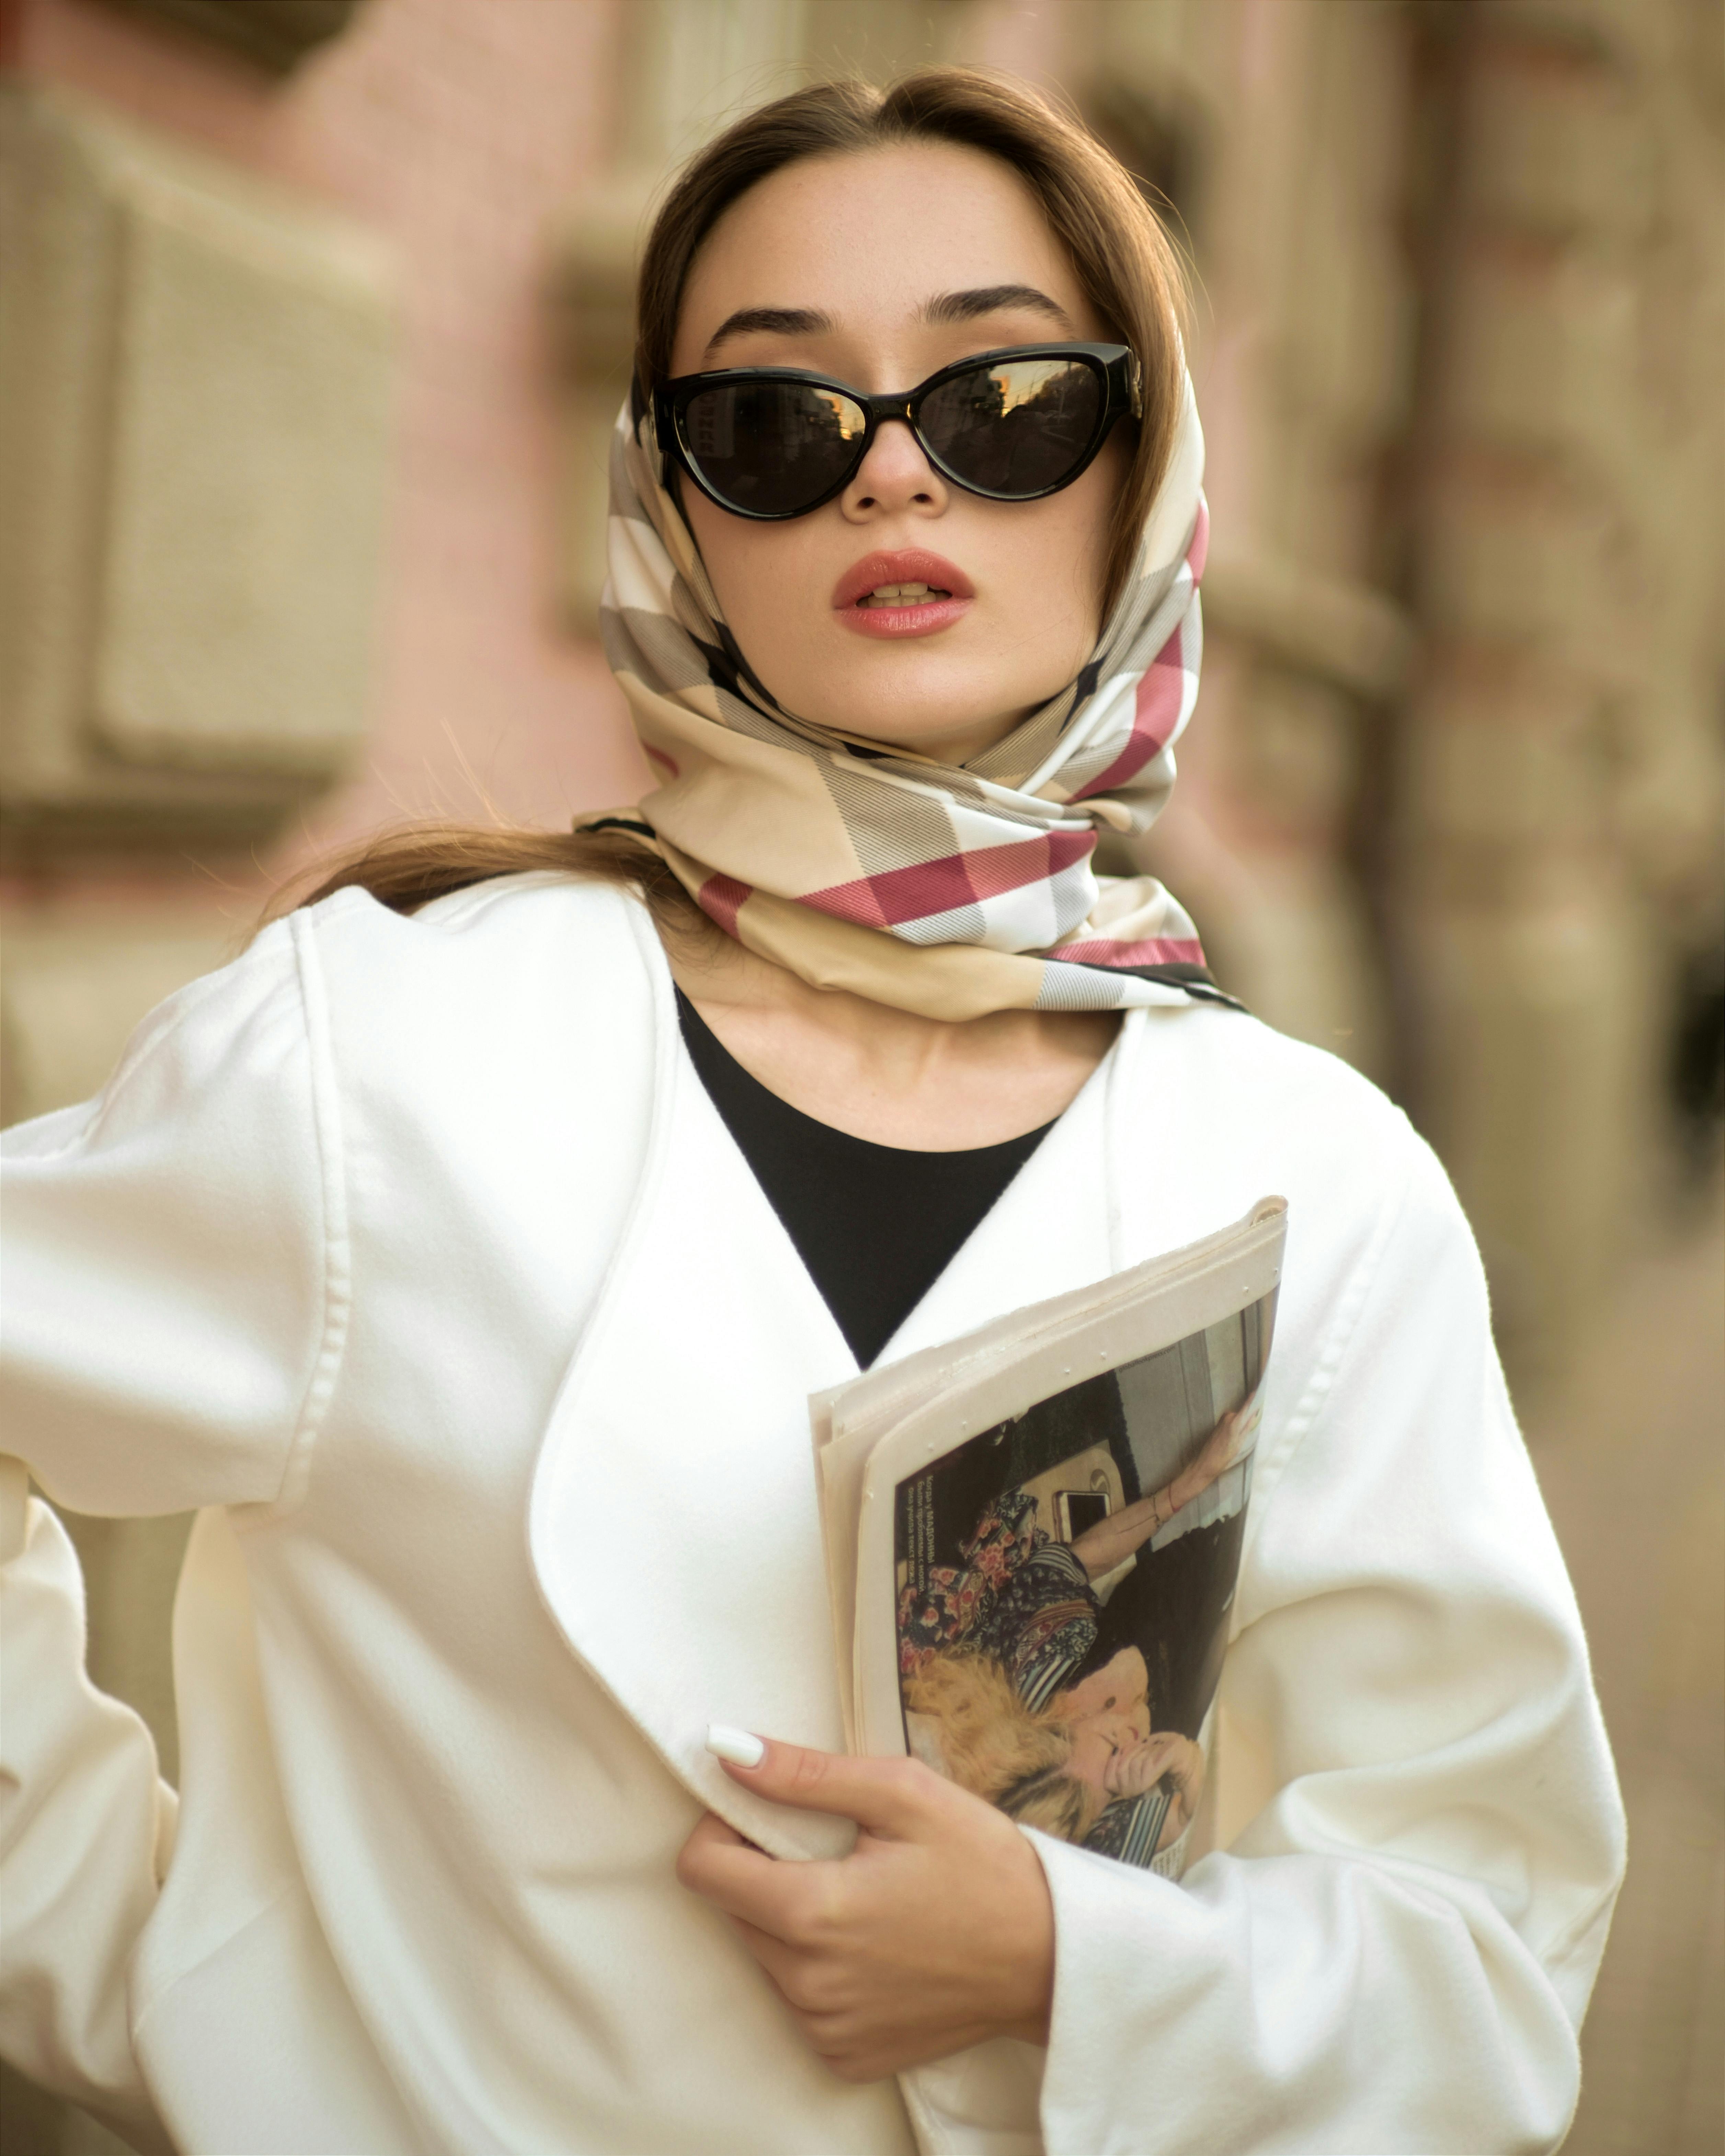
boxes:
[919,357,1104,496]
[681,380,868,515]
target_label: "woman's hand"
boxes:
[1075,1408,1253,1577]
[677,1737,1055,2082]
[1069,1410,1249,1580]
[1171,1405,1247,1513]
[1105,1730,1203,1822]
[1104,1727,1185,1800]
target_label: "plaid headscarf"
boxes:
[592,375,1230,1021]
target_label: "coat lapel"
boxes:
[528,940,1132,1861]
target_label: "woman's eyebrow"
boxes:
[921,284,1074,329]
[703,305,834,356]
[701,284,1073,360]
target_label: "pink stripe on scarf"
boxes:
[1069,506,1207,806]
[1186,496,1210,582]
[805,829,1094,930]
[1068,630,1187,803]
[698,873,751,937]
[1048,935,1205,967]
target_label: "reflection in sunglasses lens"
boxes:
[920,359,1101,495]
[685,381,867,515]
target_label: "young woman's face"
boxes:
[1053,1645,1152,1799]
[669,141,1127,766]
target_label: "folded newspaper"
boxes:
[812,1199,1286,1880]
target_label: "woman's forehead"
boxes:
[672,141,1096,372]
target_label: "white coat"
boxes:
[0,872,1625,2156]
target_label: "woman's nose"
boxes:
[842,418,948,519]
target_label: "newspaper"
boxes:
[812,1199,1286,1879]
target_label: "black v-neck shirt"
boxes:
[675,989,1054,1368]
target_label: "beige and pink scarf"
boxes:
[593,376,1229,1022]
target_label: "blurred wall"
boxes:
[1392,0,1725,1376]
[1,3,1720,2152]
[3,0,650,1137]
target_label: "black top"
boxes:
[675,988,1054,1368]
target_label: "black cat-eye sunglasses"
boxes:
[653,342,1141,521]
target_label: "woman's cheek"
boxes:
[986,508,1102,673]
[689,518,814,701]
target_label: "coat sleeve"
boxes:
[0,913,339,2132]
[1029,1135,1626,2156]
[1,1496,178,2150]
[0,912,337,1517]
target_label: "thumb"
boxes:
[705,1724,933,1837]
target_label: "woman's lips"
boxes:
[832,549,974,640]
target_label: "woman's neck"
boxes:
[666,929,1119,1151]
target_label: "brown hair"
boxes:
[278,68,1189,929]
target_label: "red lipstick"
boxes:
[832,549,974,640]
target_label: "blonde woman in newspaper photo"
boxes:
[1,67,1623,2156]
[896,1406,1249,1866]
[907,1635,1204,1864]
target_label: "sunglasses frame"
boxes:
[653,342,1141,521]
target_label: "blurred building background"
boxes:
[1,2,1719,2151]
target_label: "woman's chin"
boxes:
[782,647,1045,757]
[818,708,1023,762]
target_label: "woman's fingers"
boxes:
[680,1733,1056,2078]
[722,1898,1012,2083]
[709,1733,947,1839]
[677,1808,855,1947]
[1135,1730,1192,1783]
[1104,1728,1201,1799]
[1167,1733,1203,1792]
[724,1910,827,2002]
[1105,1745,1159,1799]
[1200,1406,1244,1476]
[682,1809,748,1855]
[674,1811,787,1920]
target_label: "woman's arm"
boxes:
[1,916,335,1519]
[1069,1404,1248,1579]
[0,919,336,2126]
[682,1136,1623,2150]
[1030,1137,1625,2156]
[1,1501,178,2151]
[679,1741,1056,2079]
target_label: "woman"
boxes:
[1,69,1623,2156]
[899,1414,1241,1870]
[1045,1648,1203,1858]
[907,1637,1205,1868]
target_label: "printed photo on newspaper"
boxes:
[813,1199,1286,1883]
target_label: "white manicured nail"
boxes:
[706,1722,765,1768]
